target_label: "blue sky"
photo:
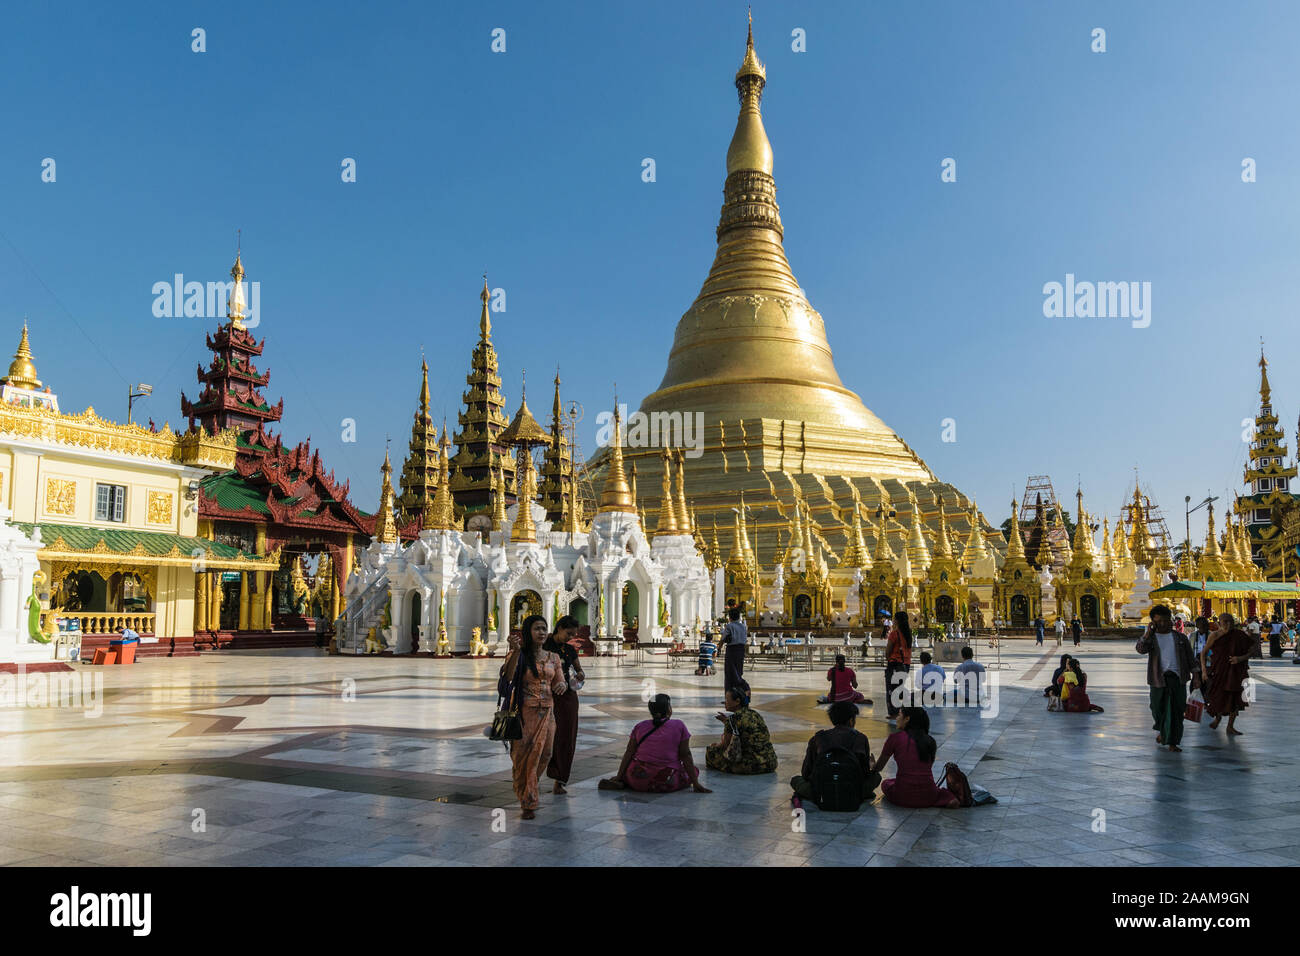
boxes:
[4,0,1298,543]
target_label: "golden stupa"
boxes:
[590,19,997,581]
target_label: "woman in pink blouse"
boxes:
[598,694,711,793]
[871,706,959,808]
[500,615,568,819]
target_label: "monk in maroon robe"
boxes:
[1201,613,1252,735]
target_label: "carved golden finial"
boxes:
[479,274,492,342]
[491,460,509,531]
[423,429,457,531]
[3,321,42,390]
[1005,498,1025,559]
[511,445,538,543]
[728,9,771,176]
[963,502,989,564]
[1259,345,1272,405]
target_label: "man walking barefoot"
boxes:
[1136,604,1194,753]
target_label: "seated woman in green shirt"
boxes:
[705,687,778,774]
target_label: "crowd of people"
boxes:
[492,598,1280,819]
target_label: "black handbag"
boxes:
[489,655,525,745]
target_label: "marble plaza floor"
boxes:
[2,639,1299,867]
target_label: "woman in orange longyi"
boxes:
[500,615,567,819]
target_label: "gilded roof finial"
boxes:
[673,448,692,533]
[375,448,399,544]
[3,321,42,390]
[479,274,492,342]
[728,9,772,176]
[655,448,679,536]
[227,245,248,329]
[1259,344,1272,405]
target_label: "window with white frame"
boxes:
[94,484,126,522]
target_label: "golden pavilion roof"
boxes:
[499,381,549,447]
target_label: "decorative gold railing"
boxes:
[42,611,156,635]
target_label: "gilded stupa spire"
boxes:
[374,449,399,544]
[3,322,42,390]
[1199,501,1227,580]
[708,515,723,571]
[226,249,248,329]
[490,462,509,532]
[841,500,871,569]
[962,502,989,565]
[423,428,457,532]
[597,400,636,513]
[934,507,954,560]
[510,445,538,544]
[629,463,639,518]
[673,448,692,533]
[538,369,574,523]
[398,357,438,523]
[654,448,679,536]
[872,504,897,566]
[1005,498,1026,560]
[1072,490,1095,557]
[1259,348,1272,405]
[480,275,492,342]
[1053,502,1073,564]
[1102,517,1115,573]
[906,491,931,574]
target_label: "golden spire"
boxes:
[597,400,636,513]
[423,430,457,531]
[934,507,954,559]
[962,502,989,565]
[629,462,639,517]
[511,445,537,543]
[842,500,871,569]
[654,448,679,536]
[802,500,816,569]
[906,491,931,574]
[1102,517,1115,573]
[375,449,399,544]
[709,515,723,571]
[1054,501,1073,563]
[1072,490,1094,557]
[673,448,692,533]
[1239,515,1257,577]
[729,11,771,175]
[3,322,42,390]
[872,507,896,566]
[499,374,549,446]
[731,499,755,573]
[479,275,492,342]
[1113,514,1132,564]
[1005,498,1026,560]
[1259,347,1272,405]
[1198,501,1227,580]
[227,251,248,329]
[490,462,508,532]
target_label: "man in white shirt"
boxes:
[953,646,986,707]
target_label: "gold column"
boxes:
[208,571,221,631]
[238,572,250,631]
[195,570,208,632]
[262,569,274,632]
[253,527,268,630]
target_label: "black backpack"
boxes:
[812,746,865,811]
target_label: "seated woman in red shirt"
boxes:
[818,654,871,705]
[871,706,959,808]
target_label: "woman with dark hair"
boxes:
[1202,613,1252,736]
[1044,653,1073,699]
[499,614,567,819]
[706,686,778,774]
[871,706,959,808]
[1061,658,1104,713]
[598,694,711,793]
[544,614,585,794]
[819,653,868,705]
[885,610,914,721]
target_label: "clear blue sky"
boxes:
[4,0,1297,543]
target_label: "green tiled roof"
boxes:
[201,472,271,514]
[14,521,268,567]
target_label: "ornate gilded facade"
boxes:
[1235,350,1299,578]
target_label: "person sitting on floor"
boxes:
[871,706,960,808]
[952,646,986,707]
[790,701,881,810]
[599,694,712,793]
[705,687,778,775]
[817,654,870,705]
[1044,653,1073,698]
[918,651,946,705]
[1061,658,1104,713]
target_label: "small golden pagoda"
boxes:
[3,323,43,391]
[374,449,400,545]
[1059,490,1112,625]
[996,497,1040,625]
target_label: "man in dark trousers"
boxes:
[1071,616,1083,646]
[722,605,749,696]
[1033,615,1045,646]
[790,701,881,809]
[1136,604,1194,753]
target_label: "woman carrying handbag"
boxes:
[498,615,567,819]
